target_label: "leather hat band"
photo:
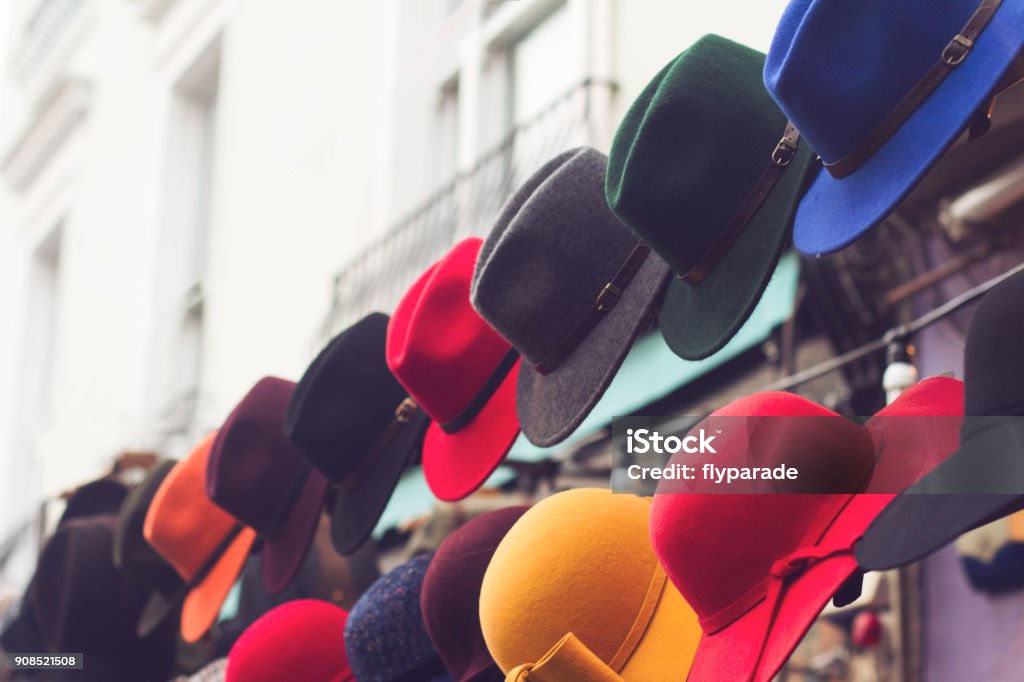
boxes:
[680,122,801,285]
[263,461,314,538]
[439,348,520,434]
[335,397,422,493]
[824,0,1003,179]
[532,242,651,375]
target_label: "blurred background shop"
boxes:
[0,1,1023,680]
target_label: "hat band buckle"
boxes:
[334,397,423,494]
[823,0,1003,179]
[679,122,802,286]
[531,241,651,375]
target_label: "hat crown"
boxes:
[144,432,243,581]
[114,460,183,595]
[765,0,984,164]
[964,271,1024,416]
[208,377,318,535]
[387,238,513,424]
[346,553,442,681]
[606,35,789,276]
[226,600,351,682]
[31,516,121,650]
[286,313,413,483]
[650,393,874,627]
[422,506,529,681]
[480,489,684,674]
[472,148,640,369]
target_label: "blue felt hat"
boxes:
[344,553,447,682]
[765,0,1024,256]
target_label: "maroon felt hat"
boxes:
[208,377,329,594]
[421,506,530,682]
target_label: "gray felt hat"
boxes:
[472,147,672,447]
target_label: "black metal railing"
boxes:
[320,77,616,337]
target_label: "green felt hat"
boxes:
[606,34,819,360]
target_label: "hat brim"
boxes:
[688,494,890,682]
[856,417,1024,570]
[792,3,1024,256]
[137,589,181,639]
[659,144,817,360]
[180,526,256,643]
[261,470,330,594]
[331,409,430,554]
[516,254,672,447]
[618,578,701,680]
[422,362,521,501]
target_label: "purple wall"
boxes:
[916,251,1024,681]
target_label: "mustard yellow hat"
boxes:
[479,488,700,681]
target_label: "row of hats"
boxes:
[6,253,1024,682]
[6,1,1024,678]
[228,248,1024,682]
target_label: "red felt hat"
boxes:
[650,377,962,682]
[226,599,353,682]
[387,238,521,501]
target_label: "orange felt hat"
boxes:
[479,488,700,681]
[143,432,256,643]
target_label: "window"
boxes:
[435,77,460,182]
[23,225,62,438]
[150,37,221,452]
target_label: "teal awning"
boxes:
[372,252,800,535]
[373,465,516,538]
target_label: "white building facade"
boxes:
[0,0,789,589]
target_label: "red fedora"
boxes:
[387,238,521,501]
[650,377,962,682]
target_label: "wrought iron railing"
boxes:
[320,77,616,338]
[12,0,85,81]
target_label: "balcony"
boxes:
[321,77,616,337]
[11,0,85,83]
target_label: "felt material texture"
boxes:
[479,489,700,681]
[144,432,257,643]
[58,478,128,528]
[651,379,962,682]
[421,506,529,682]
[209,377,329,594]
[505,633,624,681]
[473,147,671,447]
[606,35,819,360]
[0,608,46,659]
[113,459,185,637]
[345,553,446,682]
[387,238,521,501]
[285,313,431,554]
[226,599,354,682]
[765,0,1024,255]
[28,515,178,681]
[857,271,1024,570]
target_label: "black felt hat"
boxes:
[472,147,672,447]
[113,459,186,638]
[285,313,430,555]
[856,269,1024,570]
[606,34,819,361]
[58,477,128,528]
[27,515,177,680]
